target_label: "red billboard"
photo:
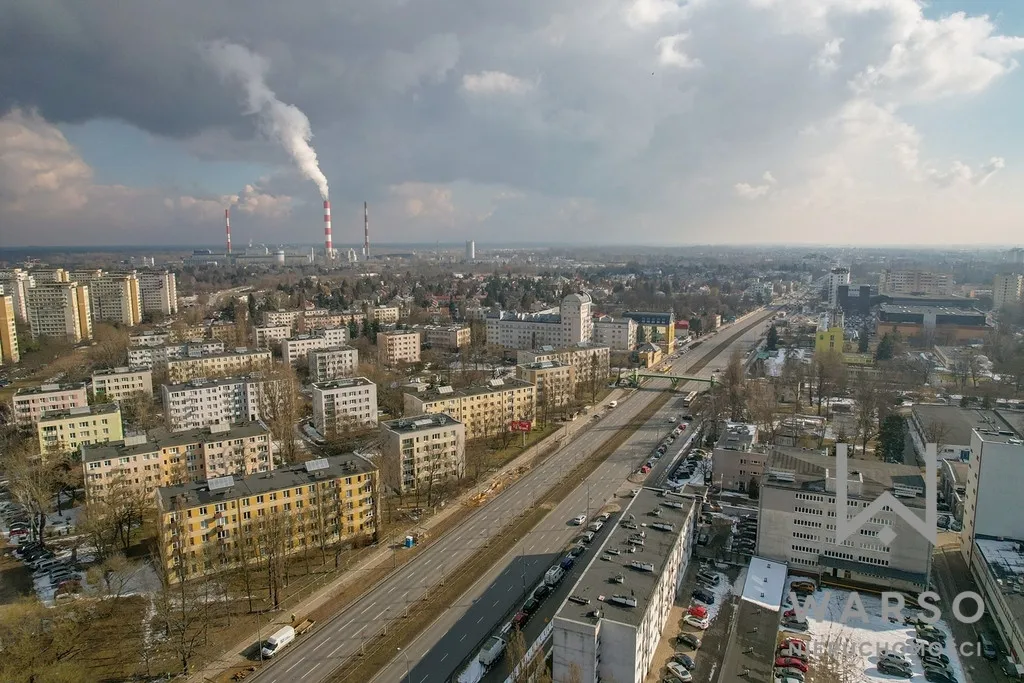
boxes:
[509,420,533,432]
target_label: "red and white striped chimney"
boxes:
[323,200,333,256]
[225,208,232,254]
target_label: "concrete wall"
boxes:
[964,434,1024,560]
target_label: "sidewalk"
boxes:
[187,388,625,683]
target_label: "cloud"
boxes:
[462,71,533,95]
[0,0,1022,246]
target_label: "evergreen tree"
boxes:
[858,326,870,353]
[765,326,779,351]
[878,414,907,463]
[875,333,895,361]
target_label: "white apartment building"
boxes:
[880,269,954,296]
[756,445,932,592]
[403,378,537,440]
[31,268,69,284]
[413,324,472,351]
[826,267,851,308]
[160,375,277,432]
[517,344,610,397]
[552,489,696,683]
[253,325,292,349]
[994,273,1024,311]
[377,330,421,366]
[137,270,178,315]
[961,417,1024,565]
[0,295,19,364]
[312,378,378,436]
[381,413,466,494]
[592,315,637,350]
[128,340,226,370]
[280,327,348,365]
[12,383,90,427]
[0,269,33,321]
[486,293,593,350]
[129,331,171,347]
[81,421,273,502]
[79,272,142,326]
[26,281,93,342]
[91,366,154,401]
[166,348,273,383]
[308,346,359,382]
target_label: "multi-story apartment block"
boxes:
[880,269,954,296]
[592,315,637,350]
[156,453,378,582]
[13,383,90,427]
[137,270,178,315]
[381,413,466,494]
[166,348,273,383]
[78,272,142,326]
[622,311,676,354]
[713,422,764,492]
[413,324,471,351]
[0,295,20,364]
[961,418,1024,565]
[516,361,575,414]
[517,344,610,398]
[37,403,124,455]
[308,346,359,382]
[0,269,33,321]
[207,321,241,344]
[552,488,696,683]
[377,330,421,366]
[827,267,851,308]
[403,378,537,440]
[486,293,593,350]
[371,306,400,324]
[312,378,378,436]
[129,331,171,347]
[253,325,292,349]
[26,281,93,342]
[128,340,226,370]
[756,445,932,591]
[82,421,273,502]
[994,273,1024,311]
[91,366,154,401]
[31,268,69,284]
[281,327,348,365]
[161,375,277,432]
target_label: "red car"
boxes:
[512,611,528,629]
[775,657,808,673]
[784,608,796,618]
[688,605,708,618]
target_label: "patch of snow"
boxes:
[690,569,734,623]
[457,658,484,683]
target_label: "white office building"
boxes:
[161,375,277,432]
[0,269,33,321]
[486,293,593,350]
[961,416,1024,565]
[312,378,378,436]
[309,346,359,382]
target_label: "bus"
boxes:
[681,391,698,407]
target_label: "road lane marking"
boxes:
[312,639,327,651]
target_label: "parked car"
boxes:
[571,514,586,526]
[774,658,808,673]
[683,614,710,630]
[671,653,696,670]
[676,633,701,650]
[666,662,693,681]
[877,660,913,678]
[923,670,957,683]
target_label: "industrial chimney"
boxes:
[323,200,333,258]
[363,201,370,259]
[225,208,232,254]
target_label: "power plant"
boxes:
[225,208,232,254]
[363,201,370,259]
[324,200,334,258]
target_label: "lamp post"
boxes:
[397,647,411,682]
[255,609,264,663]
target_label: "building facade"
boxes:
[308,346,359,382]
[994,273,1024,311]
[128,340,226,370]
[516,361,575,415]
[876,304,990,343]
[381,414,466,494]
[13,383,90,427]
[312,378,379,436]
[485,293,594,350]
[403,378,537,440]
[161,376,277,432]
[517,344,610,399]
[0,295,19,364]
[26,281,93,342]
[827,267,851,308]
[91,366,154,401]
[880,270,954,296]
[756,446,932,591]
[622,311,676,354]
[37,403,124,455]
[377,330,421,366]
[961,424,1024,565]
[592,315,637,350]
[137,270,178,315]
[155,453,378,582]
[81,273,142,326]
[0,269,33,321]
[166,349,273,383]
[280,327,348,365]
[414,324,472,351]
[712,422,764,492]
[253,325,292,349]
[371,306,400,324]
[82,421,273,502]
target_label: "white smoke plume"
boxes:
[205,41,329,200]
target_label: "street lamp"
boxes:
[255,609,264,663]
[397,647,411,682]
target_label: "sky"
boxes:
[2,0,1024,248]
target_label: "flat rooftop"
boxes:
[378,329,419,336]
[82,421,270,463]
[557,488,695,628]
[764,446,927,507]
[157,453,376,508]
[309,345,357,354]
[15,382,87,396]
[166,349,268,361]
[974,538,1024,628]
[312,377,374,391]
[518,360,570,371]
[38,402,120,422]
[878,303,984,316]
[163,375,268,392]
[92,366,150,376]
[716,422,757,452]
[413,378,534,400]
[910,404,1005,446]
[382,413,461,433]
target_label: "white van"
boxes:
[261,625,296,659]
[607,400,618,409]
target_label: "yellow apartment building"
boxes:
[516,361,575,417]
[377,330,421,366]
[0,294,20,364]
[403,378,537,439]
[155,454,378,582]
[37,403,123,456]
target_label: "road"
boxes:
[248,308,775,683]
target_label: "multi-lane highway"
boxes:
[248,308,775,683]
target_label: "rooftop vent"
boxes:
[305,458,330,473]
[207,475,235,492]
[651,522,675,532]
[437,385,454,395]
[608,595,638,608]
[488,378,505,387]
[630,561,656,573]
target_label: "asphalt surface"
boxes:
[248,308,775,683]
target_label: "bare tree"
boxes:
[923,419,951,459]
[261,362,303,464]
[853,376,878,456]
[815,350,847,416]
[722,349,747,421]
[746,379,780,445]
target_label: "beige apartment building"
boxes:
[137,270,178,315]
[309,346,359,382]
[879,269,954,296]
[592,315,637,350]
[253,325,292,349]
[414,324,472,351]
[994,273,1024,311]
[516,361,575,417]
[37,403,124,456]
[166,349,273,382]
[82,421,273,503]
[71,272,142,326]
[371,306,400,324]
[381,414,466,494]
[517,344,610,399]
[156,453,378,582]
[0,295,20,364]
[13,383,90,427]
[377,330,421,366]
[312,378,378,436]
[403,378,537,440]
[31,268,69,283]
[0,269,33,321]
[91,366,154,401]
[280,327,348,365]
[128,340,226,370]
[26,281,93,342]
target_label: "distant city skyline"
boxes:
[3,0,1024,247]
